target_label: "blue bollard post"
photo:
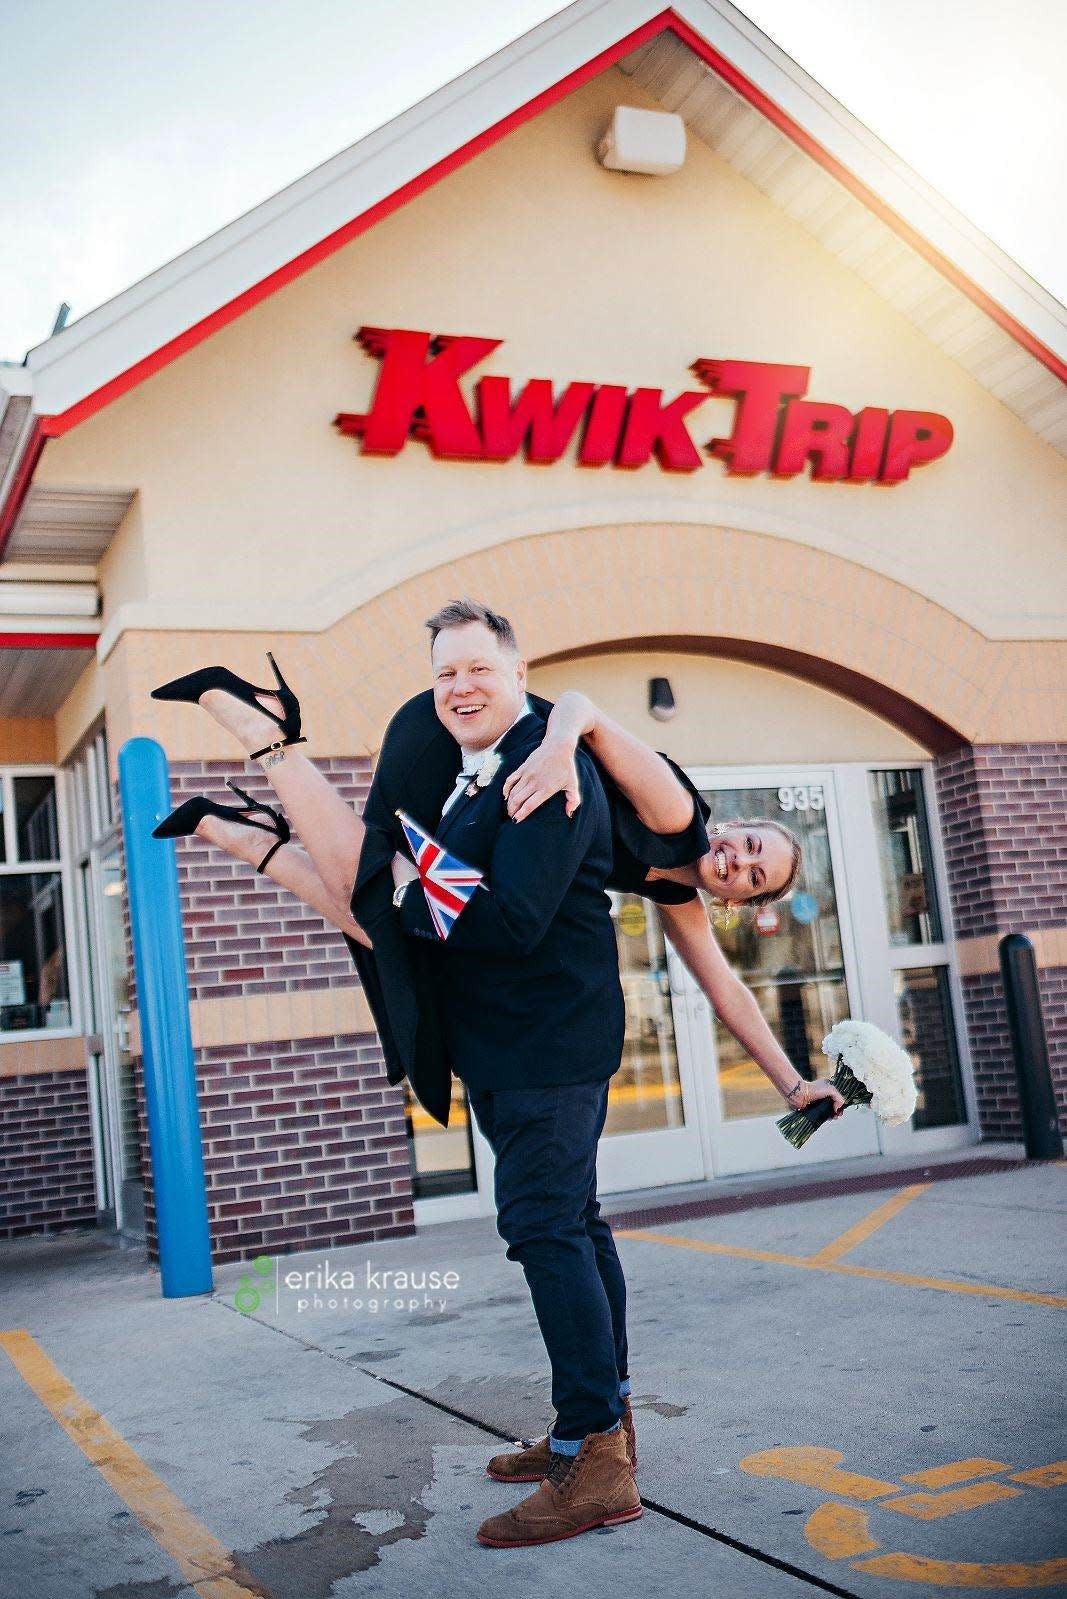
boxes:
[118,737,213,1296]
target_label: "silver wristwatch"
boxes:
[392,879,410,909]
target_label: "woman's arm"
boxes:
[657,895,845,1114]
[503,690,694,831]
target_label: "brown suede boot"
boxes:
[486,1396,638,1481]
[477,1422,642,1547]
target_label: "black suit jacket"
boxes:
[395,712,624,1092]
[344,690,711,1125]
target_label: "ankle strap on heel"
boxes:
[250,734,308,760]
[255,836,287,874]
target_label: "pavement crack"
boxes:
[213,1301,865,1596]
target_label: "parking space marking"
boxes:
[747,1447,1067,1587]
[0,1328,276,1599]
[614,1229,1067,1307]
[902,1458,1011,1488]
[882,1480,1022,1519]
[807,1184,931,1264]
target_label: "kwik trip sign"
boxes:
[335,326,953,484]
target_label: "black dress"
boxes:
[343,689,711,1126]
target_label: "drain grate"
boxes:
[603,1157,1027,1231]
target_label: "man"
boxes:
[355,597,650,1547]
[345,640,710,1132]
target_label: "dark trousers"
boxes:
[467,1079,628,1441]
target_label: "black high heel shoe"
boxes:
[151,779,291,874]
[150,650,308,760]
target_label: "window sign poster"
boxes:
[0,960,26,1005]
[900,871,928,917]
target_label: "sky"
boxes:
[1,0,1065,362]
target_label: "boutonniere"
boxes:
[476,751,503,789]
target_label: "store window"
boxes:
[0,771,71,1034]
[869,769,966,1128]
[66,722,152,1232]
[402,1077,476,1198]
[869,768,943,946]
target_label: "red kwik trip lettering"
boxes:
[616,388,708,471]
[476,376,596,463]
[694,360,811,475]
[334,329,953,483]
[774,400,855,481]
[881,411,954,483]
[579,385,629,466]
[848,407,889,481]
[334,327,498,457]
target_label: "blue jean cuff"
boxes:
[618,1377,631,1397]
[549,1419,621,1455]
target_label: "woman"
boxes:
[149,655,844,1121]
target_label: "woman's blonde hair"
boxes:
[708,817,804,909]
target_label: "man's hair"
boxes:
[425,596,519,654]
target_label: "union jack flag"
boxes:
[395,809,485,939]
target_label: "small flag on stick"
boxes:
[395,809,484,939]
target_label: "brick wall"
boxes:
[132,1033,413,1267]
[118,758,416,1263]
[0,1068,97,1237]
[934,742,1067,1138]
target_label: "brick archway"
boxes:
[328,523,1022,754]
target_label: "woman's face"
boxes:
[697,824,794,903]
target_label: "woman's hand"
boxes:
[795,1078,847,1118]
[503,736,581,822]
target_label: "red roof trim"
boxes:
[0,417,49,562]
[19,6,1067,454]
[0,633,99,648]
[42,10,675,438]
[668,14,1067,388]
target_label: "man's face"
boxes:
[430,621,527,751]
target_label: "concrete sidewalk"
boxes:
[1,1146,1065,1597]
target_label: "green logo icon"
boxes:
[234,1254,274,1314]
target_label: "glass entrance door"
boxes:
[687,768,881,1176]
[83,838,144,1238]
[462,883,709,1207]
[593,889,708,1193]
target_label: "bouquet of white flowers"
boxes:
[776,1019,918,1149]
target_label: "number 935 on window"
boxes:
[777,784,824,812]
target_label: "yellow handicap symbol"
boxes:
[741,1446,1067,1588]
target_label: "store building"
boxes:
[1,0,1064,1265]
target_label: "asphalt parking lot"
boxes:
[1,1147,1065,1598]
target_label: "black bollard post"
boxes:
[998,933,1064,1160]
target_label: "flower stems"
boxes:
[775,1058,873,1148]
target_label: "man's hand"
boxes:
[503,736,582,822]
[391,851,419,891]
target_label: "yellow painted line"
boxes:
[882,1480,1022,1520]
[1011,1461,1067,1488]
[854,1551,1067,1586]
[806,1499,881,1558]
[902,1457,1011,1488]
[0,1329,275,1599]
[613,1229,1067,1308]
[742,1445,900,1499]
[807,1183,931,1264]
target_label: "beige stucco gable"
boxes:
[37,62,1067,653]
